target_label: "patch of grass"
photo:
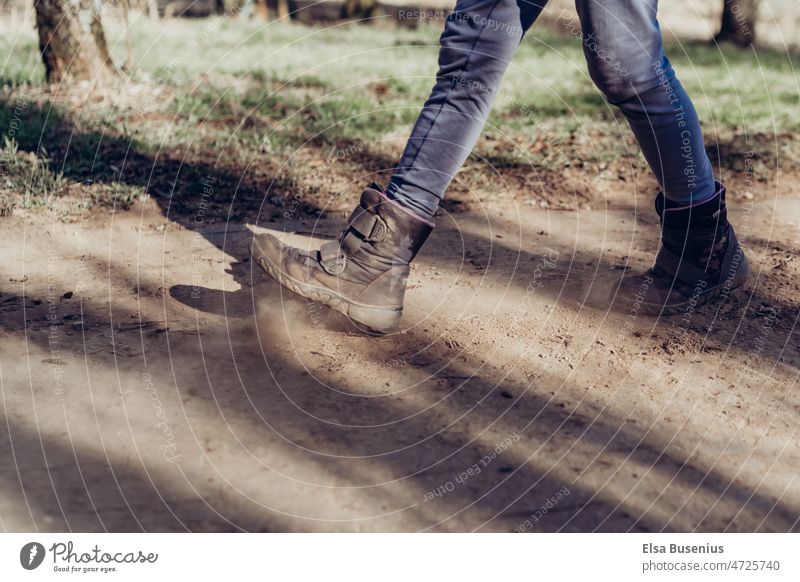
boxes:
[0,15,796,215]
[2,15,796,134]
[0,138,65,208]
[0,135,147,216]
[0,34,44,86]
[300,91,418,143]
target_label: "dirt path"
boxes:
[1,195,799,532]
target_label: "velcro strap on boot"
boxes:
[350,210,381,239]
[654,245,710,288]
[319,241,346,275]
[343,206,387,246]
[338,209,387,255]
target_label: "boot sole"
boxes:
[251,237,402,333]
[618,254,750,316]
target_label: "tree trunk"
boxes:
[255,0,268,21]
[715,0,758,47]
[341,0,377,20]
[276,0,289,20]
[34,0,117,85]
[147,0,159,21]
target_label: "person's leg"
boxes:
[253,0,548,331]
[387,0,550,219]
[574,0,715,205]
[576,0,748,313]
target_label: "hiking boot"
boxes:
[616,182,749,315]
[251,183,433,333]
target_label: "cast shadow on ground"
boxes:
[1,254,797,531]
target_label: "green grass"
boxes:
[113,16,800,142]
[0,14,796,216]
[3,16,797,131]
[0,137,64,209]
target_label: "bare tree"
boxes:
[716,0,759,47]
[147,0,159,21]
[253,0,290,21]
[34,0,118,85]
[341,0,378,20]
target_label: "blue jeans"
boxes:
[386,0,717,219]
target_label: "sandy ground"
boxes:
[1,191,799,533]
